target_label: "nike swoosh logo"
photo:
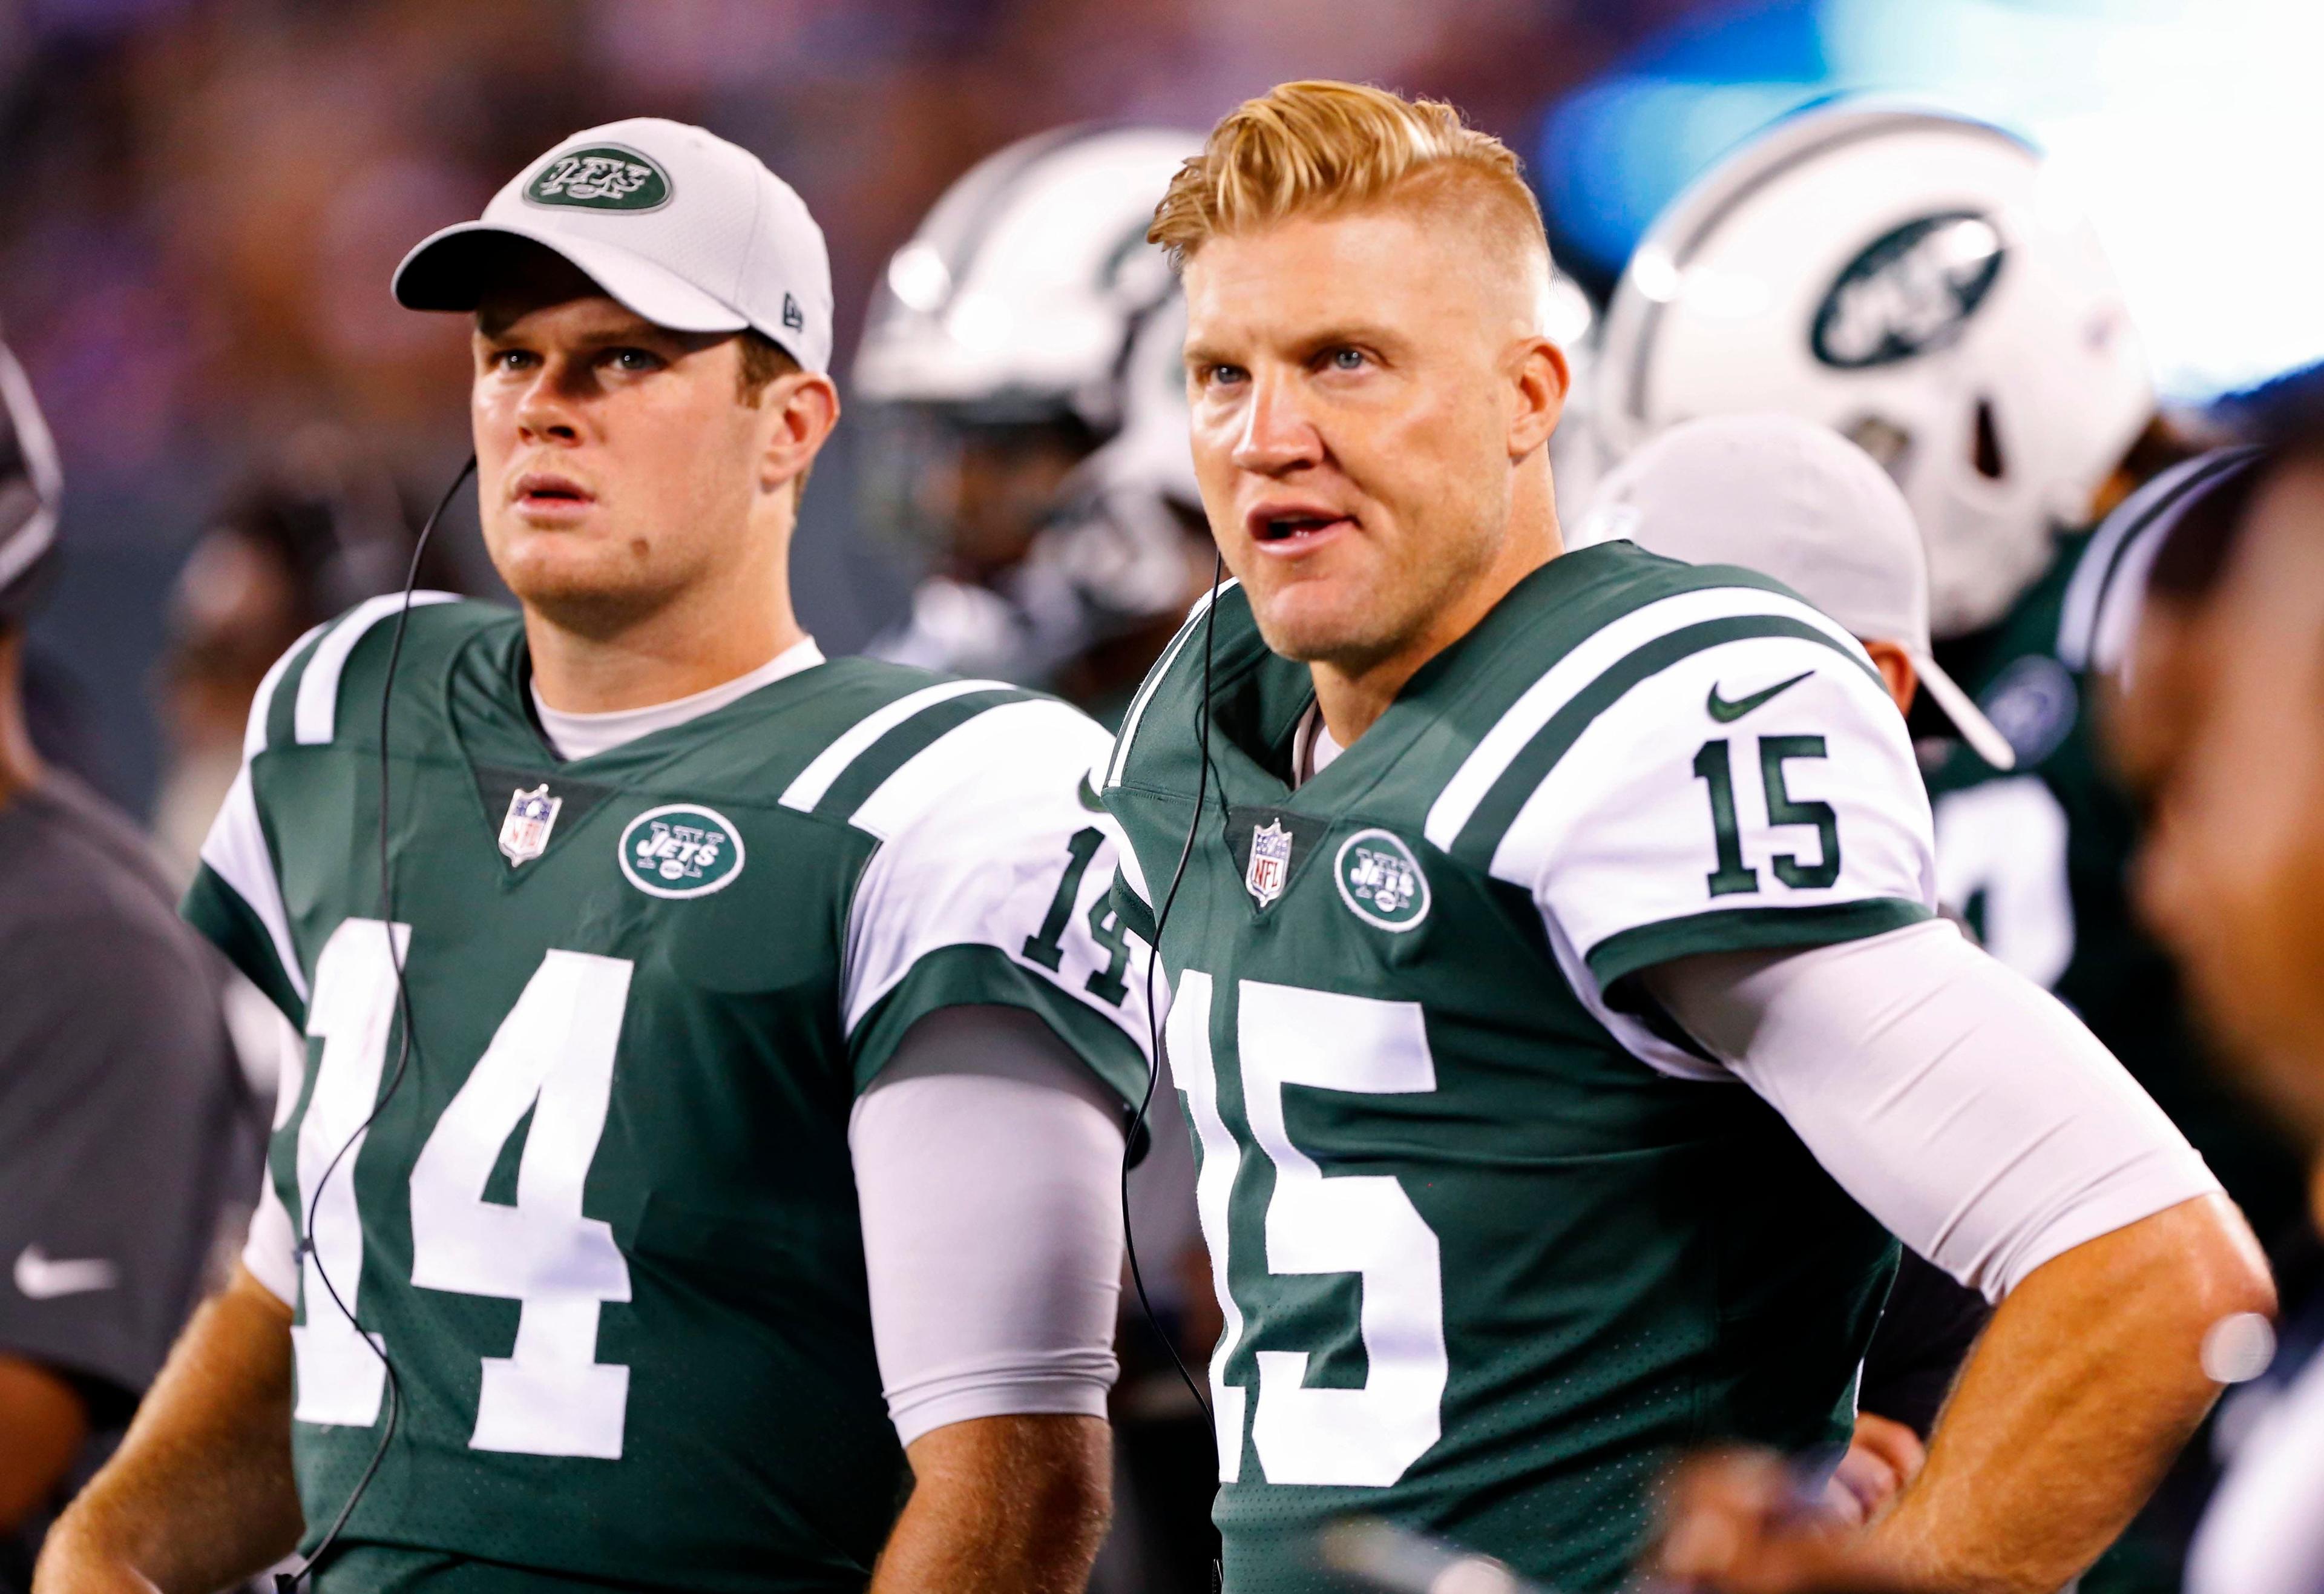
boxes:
[1707,670,1814,723]
[13,1246,119,1300]
[1076,772,1106,813]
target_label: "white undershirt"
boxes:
[1294,703,1342,784]
[1646,919,2217,1301]
[249,634,1129,1447]
[530,637,826,761]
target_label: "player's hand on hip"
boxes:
[1650,1447,1941,1593]
[1823,1414,1926,1527]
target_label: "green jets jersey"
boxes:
[1101,543,1937,1594]
[183,595,1149,1594]
[1923,524,2307,1251]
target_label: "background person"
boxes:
[0,342,261,1593]
[1574,410,2020,1515]
[1591,102,2311,1274]
[2130,426,2324,1594]
[854,126,1217,721]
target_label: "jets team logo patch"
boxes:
[1335,828,1430,932]
[526,146,672,211]
[1246,818,1293,907]
[1811,211,2004,370]
[618,803,745,899]
[498,783,562,868]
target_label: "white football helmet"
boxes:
[856,125,1204,685]
[855,125,1195,428]
[1596,105,2153,637]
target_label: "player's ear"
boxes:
[757,371,839,500]
[1508,335,1567,461]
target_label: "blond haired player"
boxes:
[1097,82,2270,1593]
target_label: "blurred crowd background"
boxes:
[24,0,2320,831]
[2,0,1701,831]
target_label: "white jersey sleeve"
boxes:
[827,693,1154,1106]
[1457,595,1933,970]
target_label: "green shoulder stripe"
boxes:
[183,863,307,1028]
[1448,614,1877,869]
[1587,898,1932,990]
[848,942,1149,1110]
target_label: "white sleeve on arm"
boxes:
[1646,918,2222,1302]
[850,1004,1128,1448]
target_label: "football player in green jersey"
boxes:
[39,120,1149,1594]
[1098,81,2270,1594]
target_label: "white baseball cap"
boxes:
[393,117,834,374]
[1574,412,2016,770]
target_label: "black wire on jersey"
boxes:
[278,454,476,1594]
[1118,553,1227,1447]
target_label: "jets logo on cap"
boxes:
[1811,211,2004,369]
[527,147,672,212]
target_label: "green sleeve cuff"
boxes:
[848,943,1150,1113]
[182,864,307,1029]
[1585,898,1933,990]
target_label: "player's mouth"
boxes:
[511,471,597,522]
[1246,501,1356,556]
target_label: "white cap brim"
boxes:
[392,220,751,337]
[1912,649,2017,771]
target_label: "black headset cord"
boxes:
[1117,553,1227,1592]
[277,453,474,1594]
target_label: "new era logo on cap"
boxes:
[392,117,834,373]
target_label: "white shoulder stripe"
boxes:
[2056,453,2219,669]
[779,677,1011,814]
[245,621,330,760]
[293,591,461,746]
[200,765,309,1003]
[1423,584,1865,851]
[1106,579,1235,789]
[849,697,1102,843]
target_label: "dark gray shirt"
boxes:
[0,772,260,1591]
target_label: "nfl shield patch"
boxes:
[1246,818,1293,907]
[499,783,562,868]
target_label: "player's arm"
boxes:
[853,1006,1124,1593]
[0,1357,85,1532]
[35,1265,303,1594]
[1643,922,2271,1594]
[871,1416,1112,1594]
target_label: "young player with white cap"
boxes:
[39,119,1147,1594]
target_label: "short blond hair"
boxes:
[1149,81,1548,269]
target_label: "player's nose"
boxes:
[514,363,585,444]
[1230,367,1325,478]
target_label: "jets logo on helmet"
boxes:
[1597,104,2153,637]
[1812,212,2005,370]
